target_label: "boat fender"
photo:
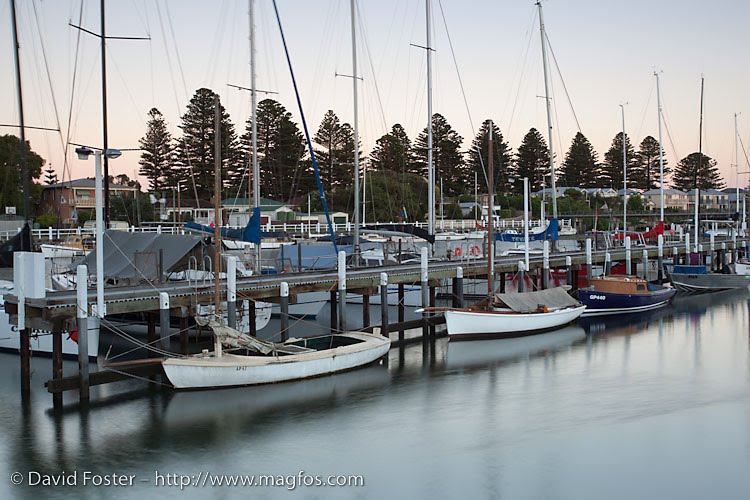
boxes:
[535,304,549,313]
[67,329,78,343]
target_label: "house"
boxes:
[39,178,139,225]
[721,188,748,212]
[643,188,689,211]
[687,189,729,211]
[223,197,299,226]
[458,201,480,217]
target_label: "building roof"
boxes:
[644,188,685,195]
[221,197,289,209]
[44,177,138,190]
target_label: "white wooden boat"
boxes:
[162,324,390,389]
[426,287,585,339]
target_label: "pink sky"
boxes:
[3,0,750,194]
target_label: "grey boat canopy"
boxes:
[492,287,580,312]
[78,230,204,282]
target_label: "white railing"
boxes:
[0,218,577,243]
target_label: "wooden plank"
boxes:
[46,363,165,393]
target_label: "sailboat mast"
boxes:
[620,104,627,234]
[214,94,222,318]
[350,0,361,255]
[696,76,704,250]
[250,0,259,207]
[100,0,110,228]
[735,112,740,216]
[10,0,29,222]
[426,0,435,240]
[655,71,665,222]
[487,122,494,296]
[536,0,557,219]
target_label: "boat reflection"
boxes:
[444,325,586,371]
[578,303,674,337]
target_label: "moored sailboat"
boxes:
[577,275,675,316]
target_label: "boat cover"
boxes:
[672,265,708,275]
[496,218,559,242]
[493,287,580,312]
[78,231,204,281]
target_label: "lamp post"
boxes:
[75,146,121,318]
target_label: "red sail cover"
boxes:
[614,221,664,242]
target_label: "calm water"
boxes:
[2,290,750,499]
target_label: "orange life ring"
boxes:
[454,247,462,257]
[470,245,481,256]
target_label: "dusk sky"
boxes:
[3,0,750,193]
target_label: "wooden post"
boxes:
[398,283,405,342]
[179,316,189,354]
[518,261,525,293]
[585,238,593,283]
[52,324,63,409]
[429,286,436,337]
[280,282,289,341]
[147,313,156,359]
[456,266,464,308]
[248,300,257,337]
[625,236,632,275]
[329,291,338,334]
[159,292,170,350]
[421,247,429,340]
[657,234,664,284]
[499,272,506,293]
[673,246,679,266]
[542,240,550,289]
[605,252,612,276]
[698,244,704,266]
[227,256,237,329]
[338,251,347,332]
[362,293,370,329]
[20,328,30,397]
[379,273,389,338]
[642,249,649,280]
[76,265,90,402]
[709,233,715,271]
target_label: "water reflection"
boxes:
[2,288,750,500]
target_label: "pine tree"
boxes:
[559,132,599,187]
[243,98,306,202]
[515,128,549,193]
[139,108,175,193]
[635,136,670,190]
[412,113,466,195]
[0,134,44,213]
[44,164,58,185]
[672,152,725,191]
[313,110,359,192]
[466,119,512,193]
[369,124,414,174]
[176,89,244,201]
[601,132,638,189]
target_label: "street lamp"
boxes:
[74,146,121,318]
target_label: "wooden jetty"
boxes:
[3,234,749,407]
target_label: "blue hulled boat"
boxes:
[578,275,676,316]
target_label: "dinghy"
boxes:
[162,321,390,389]
[423,287,585,339]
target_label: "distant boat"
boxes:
[577,275,676,316]
[422,287,585,339]
[161,322,390,389]
[667,264,750,293]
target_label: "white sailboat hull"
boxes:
[444,305,586,338]
[162,332,391,389]
[0,311,99,359]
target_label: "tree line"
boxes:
[137,88,726,221]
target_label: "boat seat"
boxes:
[274,344,317,355]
